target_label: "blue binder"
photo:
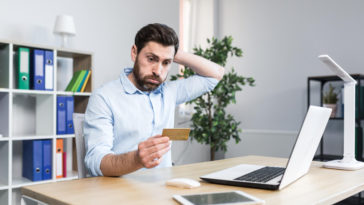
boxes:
[44,50,54,91]
[42,139,52,180]
[66,96,74,134]
[22,140,43,181]
[57,96,67,135]
[31,49,45,90]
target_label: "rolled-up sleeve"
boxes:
[175,75,218,105]
[84,90,115,176]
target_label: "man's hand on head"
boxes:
[136,135,170,168]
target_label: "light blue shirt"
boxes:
[84,68,218,176]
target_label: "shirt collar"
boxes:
[120,68,163,94]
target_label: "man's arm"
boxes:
[173,50,225,80]
[100,135,170,176]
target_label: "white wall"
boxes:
[0,0,179,89]
[218,0,364,158]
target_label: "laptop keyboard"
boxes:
[234,167,285,183]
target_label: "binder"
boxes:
[63,152,67,177]
[77,70,89,92]
[57,96,67,135]
[22,140,43,181]
[44,50,54,91]
[65,70,82,92]
[56,139,64,178]
[80,70,91,92]
[18,47,30,89]
[66,96,74,134]
[72,70,87,92]
[31,49,45,90]
[42,139,52,180]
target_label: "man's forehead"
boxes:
[140,41,174,59]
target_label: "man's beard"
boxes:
[133,57,164,92]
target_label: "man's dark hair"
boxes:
[134,23,179,55]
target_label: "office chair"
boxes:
[73,113,88,179]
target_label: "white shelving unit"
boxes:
[0,40,93,205]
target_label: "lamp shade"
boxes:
[54,15,76,36]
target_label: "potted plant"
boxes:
[171,36,255,161]
[323,83,338,117]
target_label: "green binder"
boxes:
[18,47,30,89]
[71,70,87,92]
[65,70,82,92]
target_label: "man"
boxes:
[84,23,224,176]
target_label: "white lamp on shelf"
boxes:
[53,14,76,48]
[318,54,364,170]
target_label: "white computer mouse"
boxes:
[165,178,201,189]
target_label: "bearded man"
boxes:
[84,23,224,176]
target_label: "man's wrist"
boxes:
[133,150,144,169]
[173,50,186,64]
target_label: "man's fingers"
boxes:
[142,136,169,148]
[148,146,170,160]
[144,157,162,168]
[145,141,170,154]
[139,145,170,168]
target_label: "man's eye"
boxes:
[163,61,171,66]
[148,57,154,62]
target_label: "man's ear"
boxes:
[131,45,137,62]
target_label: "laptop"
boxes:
[200,105,331,190]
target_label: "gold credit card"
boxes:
[162,128,190,140]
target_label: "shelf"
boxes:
[0,92,9,138]
[55,170,78,182]
[0,40,93,205]
[0,141,8,187]
[56,134,75,139]
[0,189,8,205]
[11,188,22,205]
[308,74,364,82]
[12,89,54,95]
[11,140,54,189]
[0,186,8,191]
[56,52,92,93]
[0,43,10,89]
[57,91,91,96]
[308,74,364,161]
[11,177,53,189]
[11,135,53,141]
[12,93,54,137]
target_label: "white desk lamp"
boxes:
[318,54,364,170]
[53,15,76,48]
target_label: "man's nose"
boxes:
[153,63,163,76]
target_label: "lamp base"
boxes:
[323,158,364,170]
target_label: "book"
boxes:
[76,70,88,92]
[71,70,87,92]
[63,152,67,178]
[56,139,64,178]
[80,70,91,92]
[65,70,83,92]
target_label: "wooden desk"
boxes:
[21,156,364,205]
